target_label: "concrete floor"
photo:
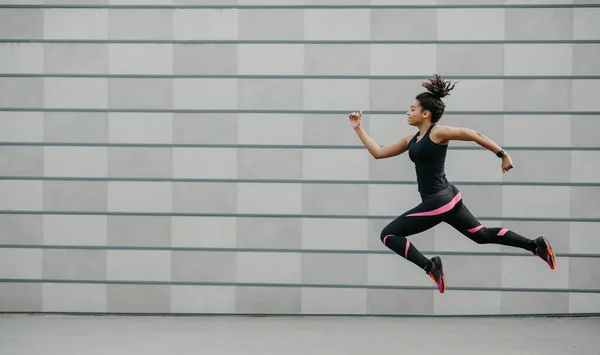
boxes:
[0,315,599,355]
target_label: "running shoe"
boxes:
[534,235,556,270]
[427,256,446,294]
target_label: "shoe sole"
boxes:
[433,257,446,294]
[541,234,556,270]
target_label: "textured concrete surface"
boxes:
[2,3,600,317]
[0,315,599,355]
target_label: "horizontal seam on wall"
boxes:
[0,177,599,187]
[1,4,599,8]
[0,143,598,151]
[0,211,598,222]
[1,39,599,44]
[1,74,599,80]
[0,278,597,293]
[1,108,599,115]
[0,244,597,258]
[3,311,599,320]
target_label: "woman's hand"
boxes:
[501,154,514,174]
[349,110,362,129]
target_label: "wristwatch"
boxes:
[496,149,505,158]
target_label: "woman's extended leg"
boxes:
[444,200,556,270]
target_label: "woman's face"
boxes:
[406,99,428,126]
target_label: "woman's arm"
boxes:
[433,125,515,173]
[354,126,412,159]
[349,111,412,159]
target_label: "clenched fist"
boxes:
[349,110,362,129]
[501,154,514,174]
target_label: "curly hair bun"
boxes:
[421,74,457,99]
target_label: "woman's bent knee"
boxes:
[380,229,393,244]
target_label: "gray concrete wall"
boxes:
[0,0,599,316]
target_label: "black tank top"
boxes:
[408,124,449,198]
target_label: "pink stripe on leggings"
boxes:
[405,240,410,258]
[407,192,462,217]
[497,228,509,236]
[468,225,483,233]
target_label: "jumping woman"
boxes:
[349,74,556,294]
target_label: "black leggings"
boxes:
[380,184,537,272]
